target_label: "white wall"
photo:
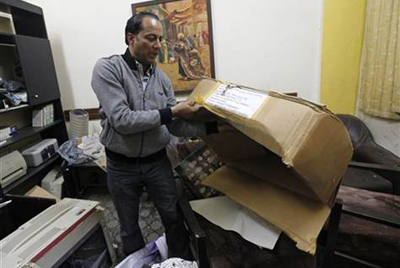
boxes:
[26,0,324,112]
[25,0,133,110]
[212,0,324,101]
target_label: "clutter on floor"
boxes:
[115,235,167,268]
[149,258,199,268]
[83,186,164,263]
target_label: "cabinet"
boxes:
[16,35,61,105]
[0,0,68,195]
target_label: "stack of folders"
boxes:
[0,11,15,35]
[32,103,54,127]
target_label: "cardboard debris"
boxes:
[188,79,353,254]
[25,186,59,202]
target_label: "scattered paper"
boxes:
[190,196,281,250]
[78,133,105,159]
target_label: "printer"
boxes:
[22,139,59,167]
[0,151,27,188]
[0,198,117,268]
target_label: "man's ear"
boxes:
[126,33,135,45]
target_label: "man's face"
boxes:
[127,16,163,66]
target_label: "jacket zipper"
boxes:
[138,89,146,158]
[138,70,153,158]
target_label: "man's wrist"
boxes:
[159,108,174,124]
[171,106,177,116]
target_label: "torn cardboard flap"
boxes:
[188,79,353,254]
[202,167,331,254]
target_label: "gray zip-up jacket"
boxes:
[91,50,208,157]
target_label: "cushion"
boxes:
[342,167,393,194]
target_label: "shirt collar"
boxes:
[135,59,154,77]
[122,48,155,75]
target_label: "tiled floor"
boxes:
[83,186,164,262]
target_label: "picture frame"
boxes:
[132,0,215,94]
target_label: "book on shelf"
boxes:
[0,126,17,141]
[32,103,54,127]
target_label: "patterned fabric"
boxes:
[359,0,400,119]
[174,142,223,199]
[151,258,198,268]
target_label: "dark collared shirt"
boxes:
[122,48,155,91]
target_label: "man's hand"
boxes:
[171,100,200,117]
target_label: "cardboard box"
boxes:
[25,185,59,202]
[188,79,353,254]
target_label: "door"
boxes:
[15,35,60,106]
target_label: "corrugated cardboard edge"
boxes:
[25,186,59,202]
[203,167,331,255]
[289,114,353,204]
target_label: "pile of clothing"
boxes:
[142,259,198,268]
[0,77,27,109]
[116,235,198,268]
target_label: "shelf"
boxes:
[0,32,14,45]
[0,104,29,114]
[3,153,59,194]
[0,0,44,16]
[0,0,67,197]
[0,119,63,149]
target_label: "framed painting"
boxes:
[132,0,215,94]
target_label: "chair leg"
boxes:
[322,202,342,268]
[60,160,77,198]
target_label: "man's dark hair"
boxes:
[125,12,160,45]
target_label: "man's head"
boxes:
[177,33,185,42]
[125,12,163,66]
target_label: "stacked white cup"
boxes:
[69,109,89,140]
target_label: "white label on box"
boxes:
[205,84,269,118]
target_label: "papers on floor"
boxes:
[190,196,281,250]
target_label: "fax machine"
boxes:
[0,151,27,188]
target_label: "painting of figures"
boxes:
[132,0,215,93]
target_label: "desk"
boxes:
[62,160,107,198]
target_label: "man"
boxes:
[91,12,218,259]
